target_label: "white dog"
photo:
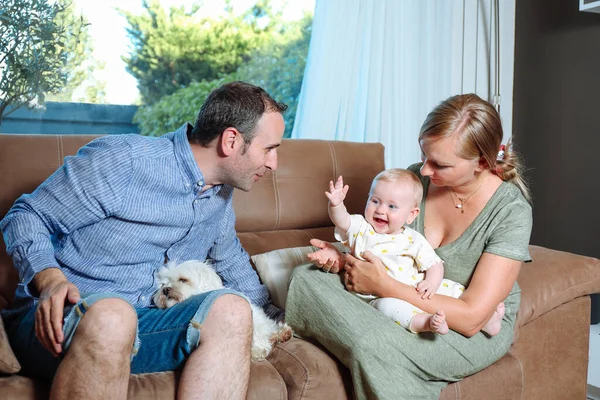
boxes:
[153,260,292,361]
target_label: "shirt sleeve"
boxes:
[485,195,533,262]
[412,231,443,271]
[334,214,364,246]
[0,136,133,295]
[209,198,276,313]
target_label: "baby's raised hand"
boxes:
[325,176,350,207]
[416,280,436,299]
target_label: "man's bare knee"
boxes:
[203,295,252,338]
[76,298,137,350]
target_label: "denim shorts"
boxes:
[6,289,247,381]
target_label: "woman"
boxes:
[285,94,533,399]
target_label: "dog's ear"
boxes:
[156,265,170,280]
[165,260,178,270]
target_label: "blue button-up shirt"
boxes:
[1,124,280,319]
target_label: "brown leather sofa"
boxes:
[1,134,599,400]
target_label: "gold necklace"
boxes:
[448,177,488,214]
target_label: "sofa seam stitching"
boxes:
[511,351,525,400]
[326,141,337,182]
[522,291,597,328]
[277,365,287,400]
[56,136,62,168]
[274,346,310,399]
[455,379,461,399]
[272,169,280,230]
[267,359,287,400]
[60,135,64,166]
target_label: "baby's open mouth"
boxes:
[373,217,387,224]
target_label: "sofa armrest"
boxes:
[516,245,600,328]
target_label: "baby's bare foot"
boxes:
[430,310,449,335]
[482,303,505,336]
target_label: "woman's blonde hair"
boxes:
[372,168,423,207]
[418,93,531,202]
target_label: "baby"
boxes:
[309,169,504,335]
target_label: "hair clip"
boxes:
[497,144,506,161]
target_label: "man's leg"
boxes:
[178,294,253,400]
[51,298,137,400]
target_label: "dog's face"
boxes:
[153,260,224,308]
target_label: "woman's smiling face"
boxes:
[419,134,481,188]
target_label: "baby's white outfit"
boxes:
[335,214,465,330]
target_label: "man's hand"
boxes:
[416,280,436,299]
[33,268,81,357]
[325,176,349,207]
[307,238,344,273]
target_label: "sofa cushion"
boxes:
[0,360,288,400]
[0,375,49,400]
[267,338,351,400]
[0,318,20,374]
[251,242,346,309]
[248,238,600,327]
[516,245,600,328]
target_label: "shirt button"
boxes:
[197,180,203,186]
[141,296,146,301]
[194,200,198,204]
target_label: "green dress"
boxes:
[285,167,533,400]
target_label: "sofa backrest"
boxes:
[0,134,385,310]
[233,139,385,255]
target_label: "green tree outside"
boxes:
[44,0,99,103]
[130,2,312,138]
[0,0,82,124]
[121,0,280,104]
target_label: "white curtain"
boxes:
[292,0,515,169]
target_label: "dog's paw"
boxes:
[251,344,271,361]
[270,322,293,344]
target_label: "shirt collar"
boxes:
[170,123,201,185]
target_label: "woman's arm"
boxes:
[344,251,521,337]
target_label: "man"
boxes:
[0,81,287,399]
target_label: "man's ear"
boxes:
[219,127,241,157]
[406,207,420,225]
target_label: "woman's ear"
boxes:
[476,156,489,172]
[406,207,420,225]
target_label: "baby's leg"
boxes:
[370,298,448,334]
[409,310,449,335]
[481,302,505,336]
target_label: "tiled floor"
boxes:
[589,323,600,400]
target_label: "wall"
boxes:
[0,102,139,135]
[513,0,600,258]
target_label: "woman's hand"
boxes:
[343,251,389,295]
[307,238,345,273]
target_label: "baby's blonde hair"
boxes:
[371,168,423,207]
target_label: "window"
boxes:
[0,0,314,137]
